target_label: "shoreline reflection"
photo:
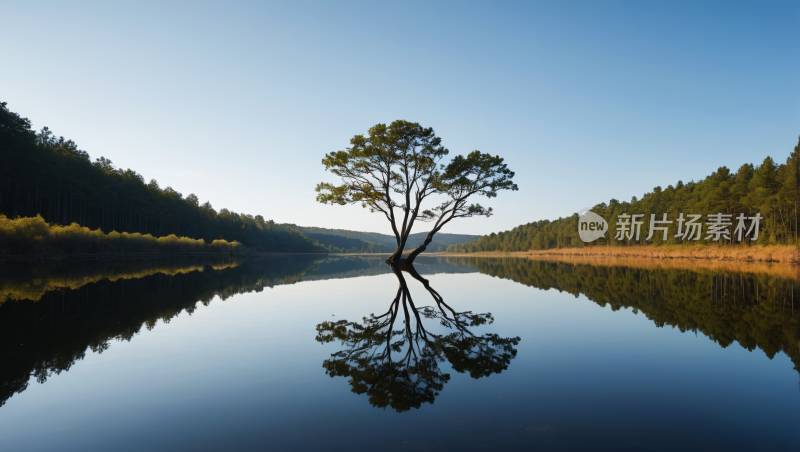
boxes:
[3,254,800,412]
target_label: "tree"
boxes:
[0,102,35,144]
[316,120,517,263]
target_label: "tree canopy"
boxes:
[316,120,517,262]
[315,263,519,412]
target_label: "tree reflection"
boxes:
[315,264,520,412]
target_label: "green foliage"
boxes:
[0,102,327,254]
[450,137,800,253]
[316,120,448,212]
[0,214,245,255]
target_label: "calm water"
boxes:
[1,255,799,451]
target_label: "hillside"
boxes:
[450,137,800,253]
[299,231,383,253]
[0,102,327,254]
[297,226,480,253]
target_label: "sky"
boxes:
[1,0,798,235]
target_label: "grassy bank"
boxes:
[439,253,800,281]
[443,244,799,264]
[0,214,246,256]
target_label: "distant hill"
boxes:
[299,232,382,253]
[297,226,481,254]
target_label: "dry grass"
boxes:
[437,244,800,279]
[447,244,799,263]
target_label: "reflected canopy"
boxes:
[316,263,520,412]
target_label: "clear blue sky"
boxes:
[2,0,798,235]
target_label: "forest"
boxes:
[449,137,800,253]
[0,102,327,255]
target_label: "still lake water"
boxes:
[0,255,799,450]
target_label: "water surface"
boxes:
[1,255,798,450]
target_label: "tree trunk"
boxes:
[387,231,412,263]
[406,227,445,264]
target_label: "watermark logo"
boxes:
[578,207,608,242]
[576,210,763,243]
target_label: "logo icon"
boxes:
[578,207,608,242]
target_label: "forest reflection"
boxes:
[0,255,474,407]
[315,264,520,412]
[2,254,800,410]
[445,256,800,379]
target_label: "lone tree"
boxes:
[316,120,517,263]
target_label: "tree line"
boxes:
[0,102,327,254]
[449,137,800,253]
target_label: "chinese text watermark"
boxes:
[578,211,762,244]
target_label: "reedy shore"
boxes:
[442,244,800,265]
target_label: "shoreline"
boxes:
[10,245,797,266]
[434,247,800,280]
[437,245,800,264]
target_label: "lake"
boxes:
[1,255,798,451]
